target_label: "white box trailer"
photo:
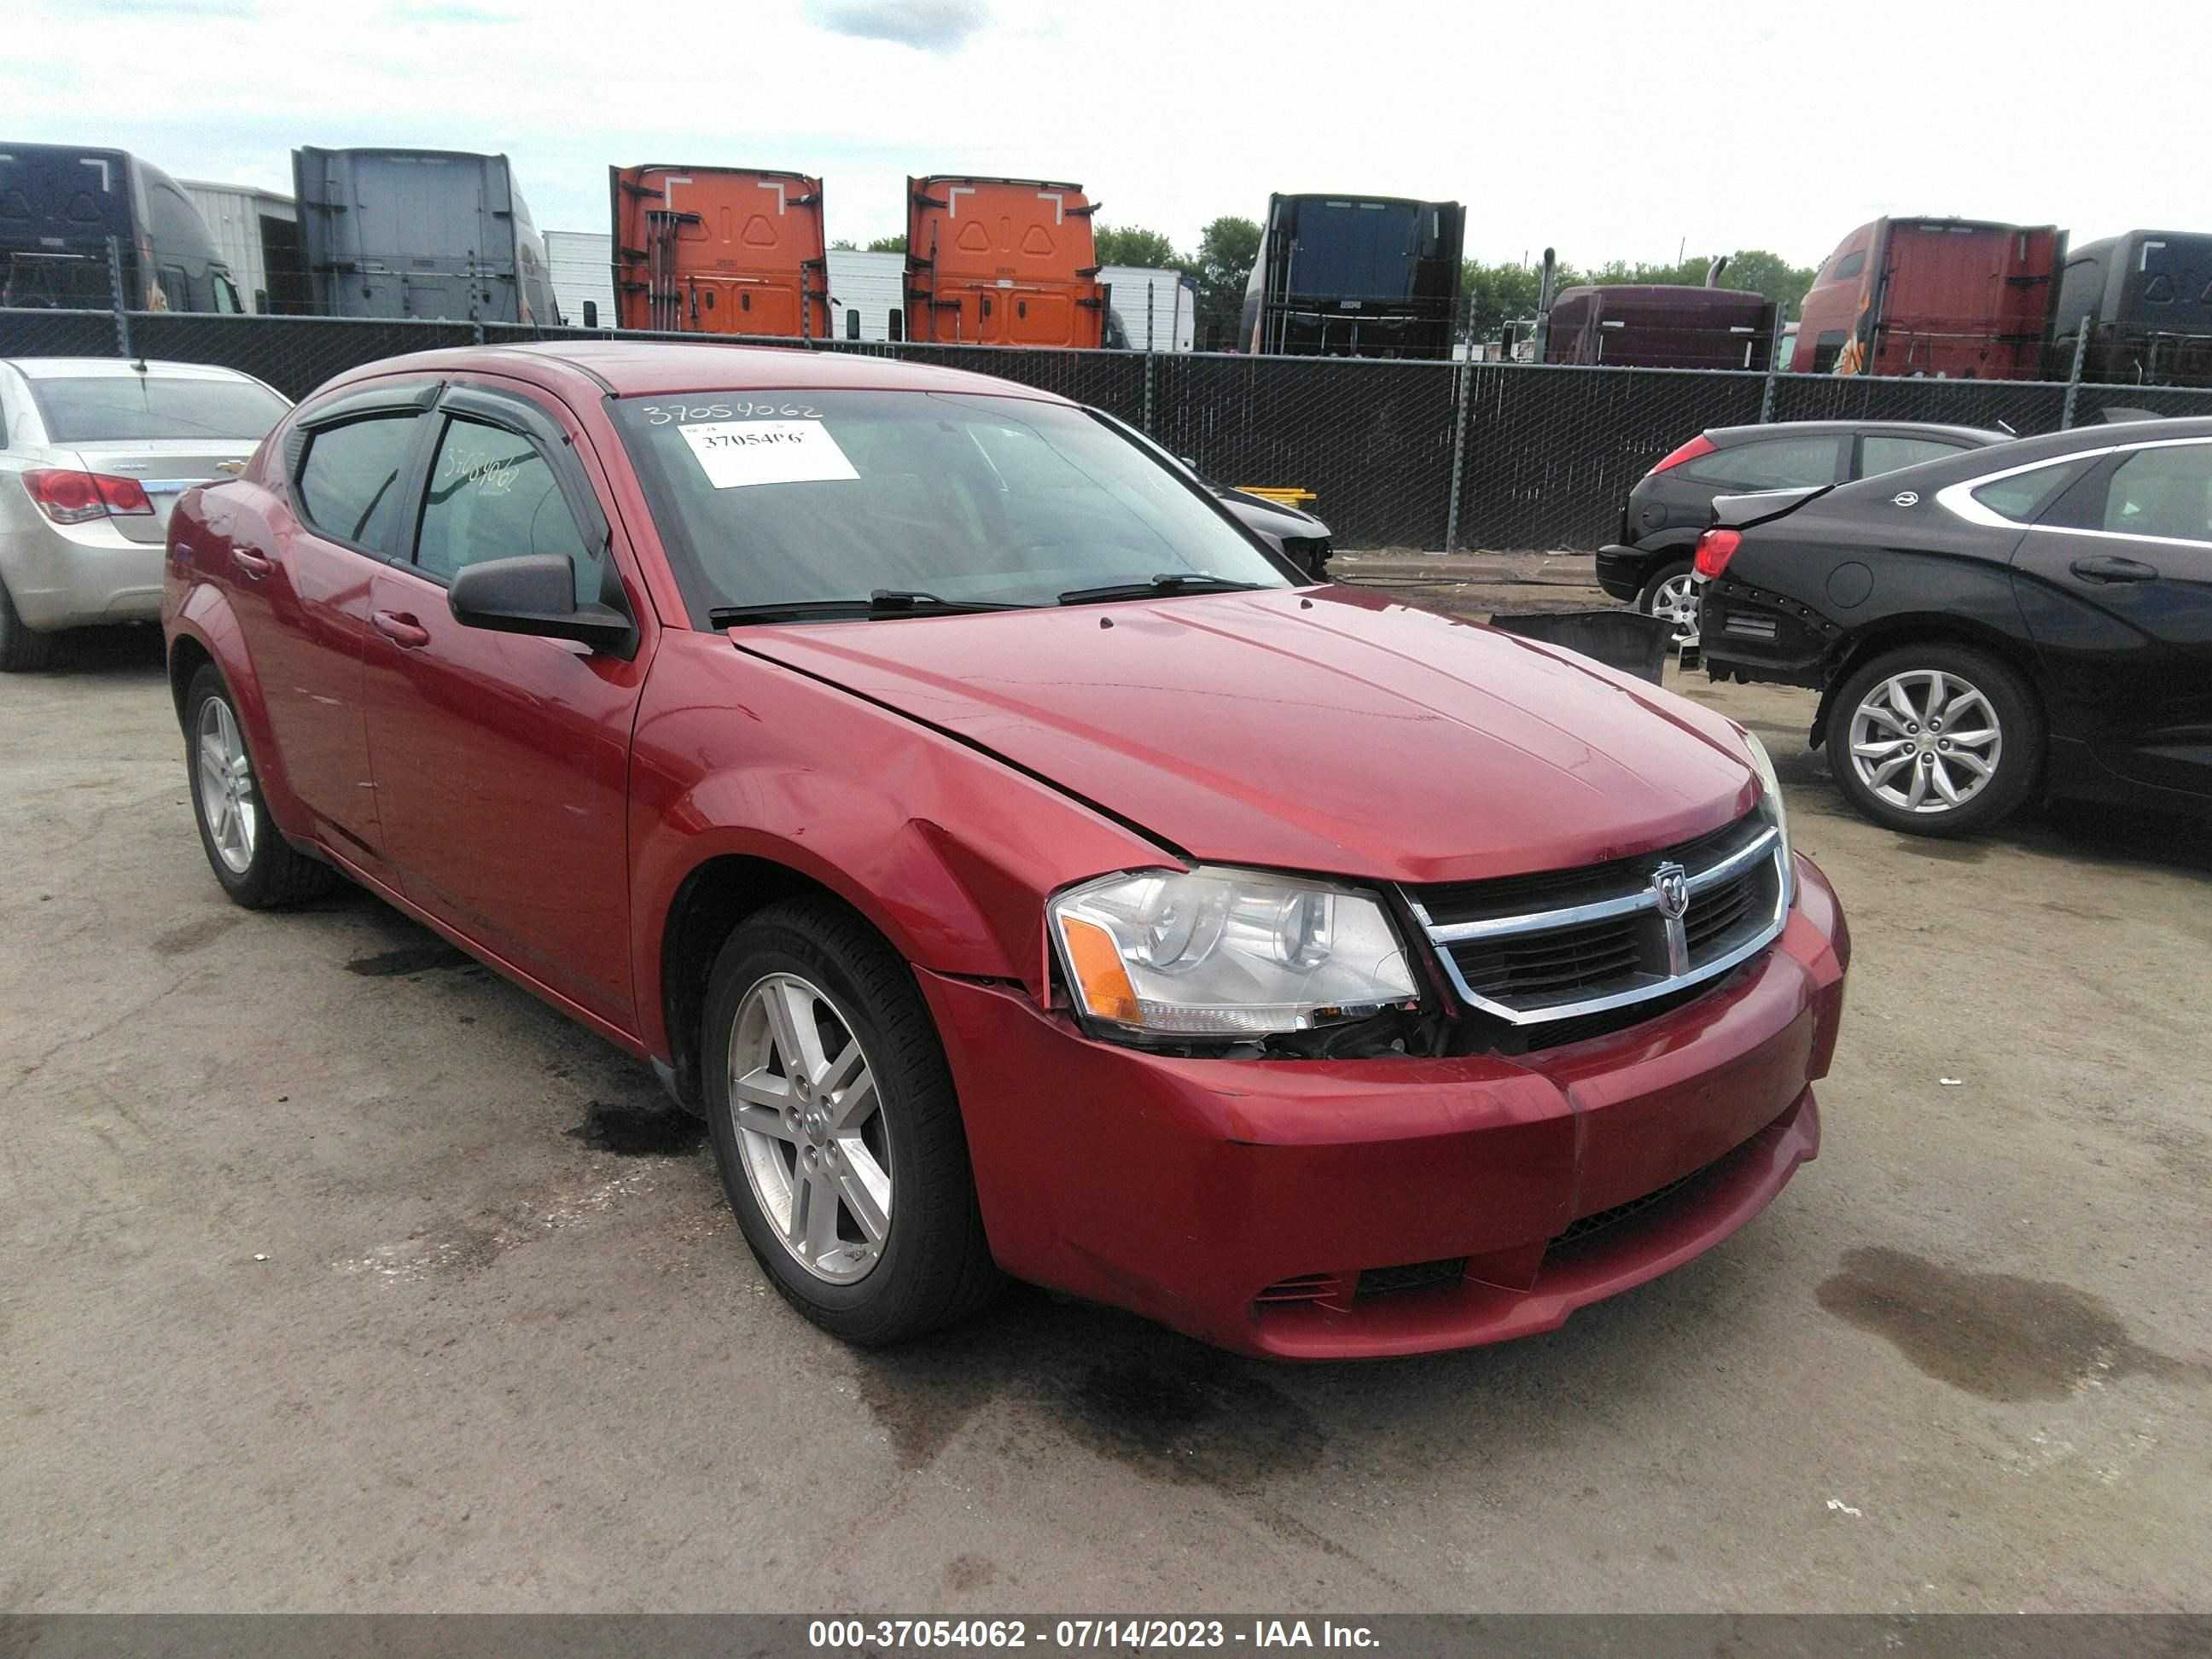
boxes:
[180,179,302,314]
[545,230,616,330]
[824,249,908,342]
[1099,265,1196,351]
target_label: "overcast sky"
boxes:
[10,0,2204,269]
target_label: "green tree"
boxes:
[865,233,907,254]
[1093,224,1185,269]
[1458,259,1584,348]
[830,238,858,252]
[1708,249,1819,317]
[1192,215,1260,350]
[1567,248,1819,317]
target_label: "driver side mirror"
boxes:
[449,555,636,657]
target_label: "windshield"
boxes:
[612,389,1291,622]
[31,375,288,443]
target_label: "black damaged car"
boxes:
[1694,417,2212,837]
[1597,420,2007,646]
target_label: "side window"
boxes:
[1971,461,2085,525]
[1832,249,1866,282]
[1860,435,1962,477]
[1678,435,1843,492]
[414,416,598,602]
[2101,445,2212,544]
[296,413,422,550]
[1810,330,1850,374]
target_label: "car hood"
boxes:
[731,585,1761,886]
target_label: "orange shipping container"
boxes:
[905,175,1106,347]
[610,165,828,337]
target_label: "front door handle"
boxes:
[232,547,272,580]
[2070,554,2160,584]
[372,609,431,649]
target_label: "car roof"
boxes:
[2,357,269,383]
[1707,419,2010,445]
[319,341,1076,405]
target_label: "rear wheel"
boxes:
[183,665,340,906]
[1636,560,1699,649]
[1825,644,2040,837]
[702,897,999,1345]
[0,576,60,672]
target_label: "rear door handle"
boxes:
[2070,554,2160,583]
[372,609,431,649]
[232,547,272,580]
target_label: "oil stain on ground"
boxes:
[150,914,237,957]
[1817,1246,2209,1403]
[565,1102,704,1156]
[1893,837,1986,864]
[853,1288,1319,1491]
[346,942,474,977]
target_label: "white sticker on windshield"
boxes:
[678,420,859,490]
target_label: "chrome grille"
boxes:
[1404,809,1789,1027]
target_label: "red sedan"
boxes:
[163,342,1848,1359]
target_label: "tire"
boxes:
[702,896,1000,1345]
[0,575,60,672]
[1824,643,2041,838]
[183,664,340,907]
[1634,559,1699,649]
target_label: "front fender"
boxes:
[626,631,1177,1062]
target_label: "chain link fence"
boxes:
[10,305,2212,551]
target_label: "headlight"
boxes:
[1049,865,1418,1039]
[1741,727,1796,907]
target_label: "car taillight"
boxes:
[1694,528,1742,579]
[23,469,154,524]
[1645,434,1717,477]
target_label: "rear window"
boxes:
[30,375,288,444]
[1861,435,1964,476]
[1676,434,1843,492]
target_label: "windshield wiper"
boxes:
[1057,573,1270,606]
[709,590,1031,626]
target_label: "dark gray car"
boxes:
[1597,420,2009,643]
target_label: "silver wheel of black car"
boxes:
[1637,562,1699,649]
[1847,669,2001,815]
[1825,644,2040,839]
[727,971,892,1285]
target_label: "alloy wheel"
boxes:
[1646,571,1700,647]
[195,696,259,874]
[726,972,892,1284]
[1848,670,2002,814]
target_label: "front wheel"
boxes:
[1636,560,1699,649]
[183,665,340,906]
[1824,644,2041,837]
[702,897,1000,1345]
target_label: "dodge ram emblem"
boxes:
[1651,861,1690,920]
